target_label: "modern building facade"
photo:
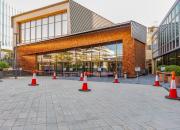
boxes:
[0,0,20,54]
[12,0,147,77]
[152,0,180,70]
[146,26,157,74]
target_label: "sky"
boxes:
[6,0,176,27]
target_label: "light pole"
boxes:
[14,33,18,79]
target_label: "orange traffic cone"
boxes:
[79,72,91,92]
[165,72,180,100]
[153,72,160,87]
[79,73,84,81]
[113,74,120,83]
[29,71,39,86]
[52,71,57,79]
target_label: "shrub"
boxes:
[165,65,180,76]
[0,61,9,70]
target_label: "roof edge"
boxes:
[12,0,69,19]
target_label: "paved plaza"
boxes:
[0,77,180,130]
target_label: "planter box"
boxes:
[159,72,170,83]
[176,76,180,88]
[0,71,3,78]
[167,75,180,88]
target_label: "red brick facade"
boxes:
[16,26,145,77]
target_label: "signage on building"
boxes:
[135,67,141,72]
[161,67,165,72]
[98,67,102,72]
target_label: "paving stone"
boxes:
[0,76,179,130]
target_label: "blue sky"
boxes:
[7,0,176,27]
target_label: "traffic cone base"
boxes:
[113,79,120,83]
[79,77,83,81]
[113,74,120,83]
[153,81,161,87]
[79,73,84,81]
[52,77,57,80]
[165,95,180,100]
[78,89,91,92]
[79,82,91,92]
[29,79,39,86]
[29,84,39,86]
[52,72,57,80]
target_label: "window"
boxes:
[19,13,68,44]
[49,16,54,23]
[55,14,62,22]
[31,27,36,42]
[21,29,25,43]
[49,16,55,38]
[21,23,25,43]
[62,20,67,35]
[55,22,62,36]
[36,19,42,41]
[25,22,30,43]
[42,24,48,40]
[42,18,48,25]
[49,23,54,38]
[31,21,36,42]
[25,28,30,43]
[62,13,67,21]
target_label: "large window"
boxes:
[154,0,180,58]
[37,41,123,77]
[19,13,68,44]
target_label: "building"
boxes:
[12,0,147,77]
[146,26,157,74]
[0,0,20,58]
[152,0,180,70]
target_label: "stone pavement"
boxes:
[0,77,180,130]
[60,75,155,85]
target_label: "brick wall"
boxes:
[134,39,146,75]
[16,26,145,77]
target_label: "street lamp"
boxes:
[14,33,18,79]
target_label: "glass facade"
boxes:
[19,13,68,44]
[155,49,180,67]
[37,42,123,77]
[0,0,20,50]
[152,0,180,67]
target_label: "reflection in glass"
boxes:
[42,18,48,25]
[20,13,68,44]
[55,22,62,36]
[62,13,67,20]
[42,24,48,39]
[62,21,67,35]
[49,16,54,23]
[36,26,42,41]
[31,27,36,42]
[55,14,62,22]
[36,19,41,26]
[37,42,123,77]
[26,22,30,28]
[31,21,36,27]
[25,28,30,43]
[49,23,55,38]
[21,29,25,43]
